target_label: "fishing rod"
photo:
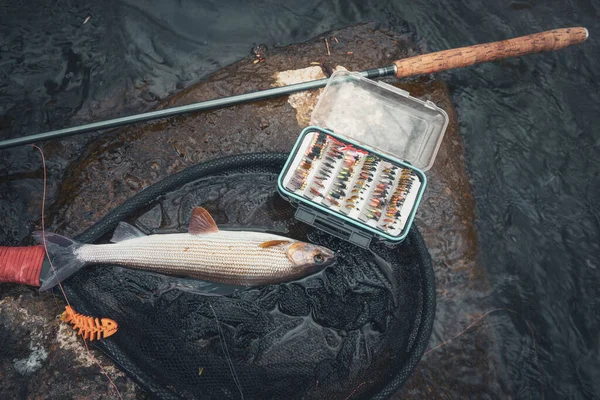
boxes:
[0,27,588,150]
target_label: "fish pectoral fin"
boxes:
[189,207,219,235]
[258,240,292,248]
[110,222,147,243]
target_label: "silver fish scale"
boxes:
[76,231,299,285]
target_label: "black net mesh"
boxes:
[61,153,435,399]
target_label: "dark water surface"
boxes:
[1,0,598,398]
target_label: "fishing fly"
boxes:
[282,131,423,237]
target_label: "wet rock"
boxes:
[0,285,146,399]
[2,23,498,398]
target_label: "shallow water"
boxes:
[1,0,599,398]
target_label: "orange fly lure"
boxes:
[61,305,119,341]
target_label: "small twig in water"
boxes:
[325,38,331,56]
[83,16,91,24]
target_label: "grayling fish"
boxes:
[34,207,335,291]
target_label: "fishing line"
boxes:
[31,145,123,400]
[209,301,245,400]
[424,308,513,355]
[342,309,534,398]
[422,307,540,359]
[81,339,124,400]
[32,145,70,308]
[422,308,543,395]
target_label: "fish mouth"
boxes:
[322,248,336,265]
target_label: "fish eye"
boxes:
[313,253,324,264]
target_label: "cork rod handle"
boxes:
[394,27,589,78]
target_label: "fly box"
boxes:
[277,70,449,248]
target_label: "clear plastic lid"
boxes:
[311,70,449,171]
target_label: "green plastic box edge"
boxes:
[277,126,428,244]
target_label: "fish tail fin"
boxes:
[32,232,85,291]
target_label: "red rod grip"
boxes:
[0,245,45,286]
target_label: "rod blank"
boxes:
[0,67,395,150]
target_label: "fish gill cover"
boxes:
[60,153,435,399]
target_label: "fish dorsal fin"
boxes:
[110,222,147,243]
[259,240,291,248]
[189,207,219,235]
